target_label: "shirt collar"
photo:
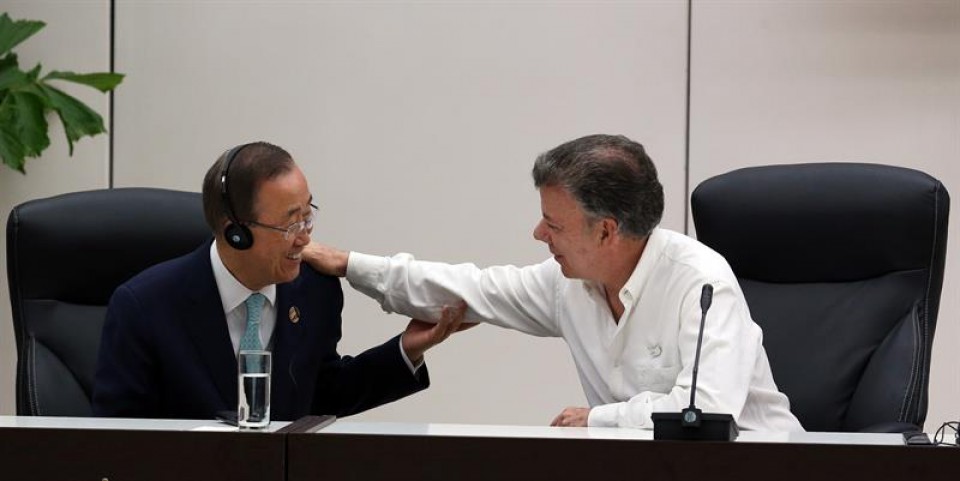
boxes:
[210,242,277,314]
[622,227,667,300]
[582,227,667,307]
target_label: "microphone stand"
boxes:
[652,284,739,441]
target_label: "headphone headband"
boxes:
[220,143,248,224]
[220,143,254,250]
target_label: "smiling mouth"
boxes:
[286,252,302,261]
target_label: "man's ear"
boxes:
[598,218,618,244]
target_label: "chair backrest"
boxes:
[692,163,949,432]
[6,188,212,416]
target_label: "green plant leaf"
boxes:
[0,96,27,172]
[0,129,27,172]
[0,52,17,70]
[8,90,49,156]
[45,71,124,93]
[20,83,53,108]
[0,14,122,173]
[25,63,41,81]
[0,53,28,92]
[0,14,45,58]
[39,84,107,155]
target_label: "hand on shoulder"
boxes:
[302,242,349,277]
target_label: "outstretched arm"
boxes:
[304,241,563,337]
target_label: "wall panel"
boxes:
[689,0,960,429]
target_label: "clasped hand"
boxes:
[401,302,476,364]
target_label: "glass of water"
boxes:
[238,350,271,430]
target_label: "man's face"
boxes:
[242,166,314,289]
[532,185,602,280]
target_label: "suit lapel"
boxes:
[271,281,304,418]
[180,245,237,408]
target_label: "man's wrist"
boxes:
[399,335,424,374]
[588,403,619,427]
[336,250,349,277]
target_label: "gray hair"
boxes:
[532,134,664,238]
[202,141,295,232]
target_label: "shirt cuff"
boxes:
[587,402,623,427]
[346,252,387,286]
[346,252,394,307]
[398,335,424,375]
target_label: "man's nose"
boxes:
[533,220,547,242]
[293,226,312,245]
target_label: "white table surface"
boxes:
[314,421,906,446]
[0,416,907,445]
[0,415,289,432]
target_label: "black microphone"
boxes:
[651,283,738,441]
[700,282,714,310]
[687,284,713,412]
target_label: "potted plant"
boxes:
[0,12,123,173]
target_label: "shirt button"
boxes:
[649,345,662,357]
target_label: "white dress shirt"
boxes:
[210,243,277,354]
[346,228,804,431]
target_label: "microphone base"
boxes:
[651,412,739,441]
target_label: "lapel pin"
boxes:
[289,306,301,324]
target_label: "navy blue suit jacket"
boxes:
[92,241,428,420]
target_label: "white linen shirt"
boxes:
[346,228,803,432]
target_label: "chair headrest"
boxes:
[7,188,212,305]
[692,163,949,282]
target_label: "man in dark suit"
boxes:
[93,141,463,420]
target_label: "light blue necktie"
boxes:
[239,293,266,352]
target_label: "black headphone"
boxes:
[220,143,254,250]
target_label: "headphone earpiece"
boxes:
[220,143,254,251]
[224,222,253,250]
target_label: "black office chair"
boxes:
[692,163,949,432]
[6,188,211,416]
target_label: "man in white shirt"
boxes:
[303,134,803,431]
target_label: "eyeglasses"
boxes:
[246,204,318,240]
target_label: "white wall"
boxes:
[1,0,957,430]
[688,0,960,429]
[0,0,111,414]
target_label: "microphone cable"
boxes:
[932,420,958,446]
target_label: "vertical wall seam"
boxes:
[683,0,692,235]
[108,0,116,188]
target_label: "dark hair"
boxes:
[202,141,295,232]
[532,134,664,238]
